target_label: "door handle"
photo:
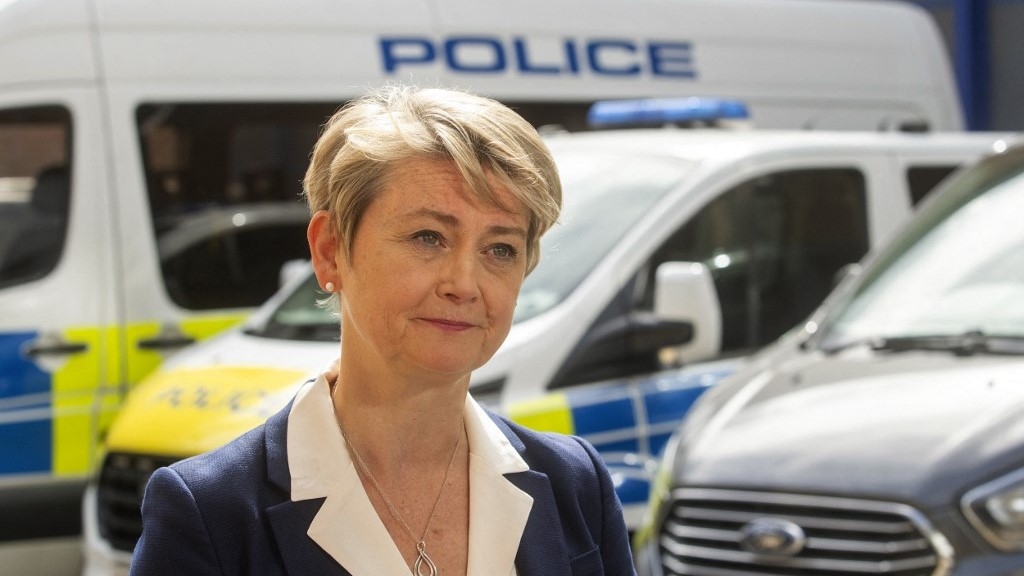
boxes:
[136,324,196,350]
[22,335,88,357]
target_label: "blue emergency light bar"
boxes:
[587,97,749,128]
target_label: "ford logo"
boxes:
[739,518,807,557]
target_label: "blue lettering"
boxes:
[649,41,696,78]
[381,37,436,73]
[513,37,562,74]
[378,35,696,79]
[444,37,505,73]
[587,40,641,76]
[564,39,580,74]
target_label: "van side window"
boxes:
[907,165,957,206]
[137,103,340,310]
[0,106,72,288]
[643,168,869,354]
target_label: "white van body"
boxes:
[0,0,965,572]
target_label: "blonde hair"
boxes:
[304,85,562,274]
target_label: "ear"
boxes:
[307,210,343,290]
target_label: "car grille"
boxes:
[97,452,180,552]
[659,488,953,576]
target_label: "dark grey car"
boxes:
[634,139,1024,576]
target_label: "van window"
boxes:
[136,101,596,311]
[907,165,958,206]
[644,168,869,353]
[137,103,335,309]
[0,106,71,288]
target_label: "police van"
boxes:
[0,0,971,572]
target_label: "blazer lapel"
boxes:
[504,469,574,575]
[484,409,575,575]
[262,388,354,576]
[266,498,352,576]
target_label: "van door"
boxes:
[0,89,114,562]
[643,163,876,357]
[105,100,326,387]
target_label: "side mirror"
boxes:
[548,311,693,389]
[654,261,722,363]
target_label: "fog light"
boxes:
[963,468,1024,551]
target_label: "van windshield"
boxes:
[819,148,1024,353]
[515,152,690,322]
[257,151,690,339]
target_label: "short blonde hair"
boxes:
[303,85,562,274]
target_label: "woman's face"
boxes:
[337,157,530,385]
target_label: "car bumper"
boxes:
[82,483,131,576]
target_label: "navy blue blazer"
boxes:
[130,397,636,576]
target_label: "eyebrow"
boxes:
[410,207,528,238]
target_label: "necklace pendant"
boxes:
[414,541,438,576]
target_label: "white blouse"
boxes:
[285,375,534,576]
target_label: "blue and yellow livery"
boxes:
[509,363,737,527]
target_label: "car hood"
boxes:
[678,349,1024,508]
[105,330,337,457]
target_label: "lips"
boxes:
[421,318,476,331]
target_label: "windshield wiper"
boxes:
[823,329,1024,356]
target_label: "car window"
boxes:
[907,165,958,206]
[821,154,1024,347]
[642,168,869,353]
[137,103,331,309]
[0,106,71,288]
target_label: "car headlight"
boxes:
[962,467,1024,551]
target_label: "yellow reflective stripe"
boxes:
[51,326,103,476]
[103,324,121,391]
[48,314,248,477]
[123,313,248,386]
[506,392,574,435]
[124,321,164,385]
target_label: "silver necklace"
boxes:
[336,414,463,576]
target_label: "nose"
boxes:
[437,248,481,303]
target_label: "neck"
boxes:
[330,367,470,469]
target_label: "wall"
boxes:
[905,0,1024,131]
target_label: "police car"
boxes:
[82,100,1012,573]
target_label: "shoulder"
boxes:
[168,393,293,494]
[150,429,261,522]
[156,411,289,520]
[171,423,267,482]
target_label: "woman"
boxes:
[130,85,634,576]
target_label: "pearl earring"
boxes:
[325,281,335,292]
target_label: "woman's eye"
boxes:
[413,230,442,246]
[491,244,519,259]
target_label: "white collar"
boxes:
[286,375,532,576]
